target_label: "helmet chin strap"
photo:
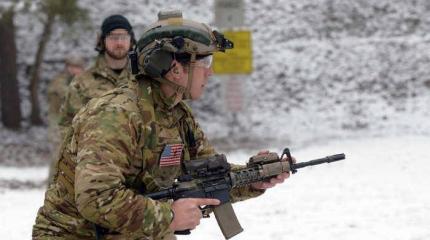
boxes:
[155,53,196,106]
[183,53,196,100]
[155,76,186,106]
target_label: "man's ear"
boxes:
[171,60,186,78]
[165,60,180,81]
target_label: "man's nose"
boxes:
[207,67,213,77]
[114,41,127,47]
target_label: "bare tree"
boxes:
[0,7,22,130]
[29,0,87,125]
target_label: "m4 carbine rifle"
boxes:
[145,148,345,239]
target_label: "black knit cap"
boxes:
[101,14,132,37]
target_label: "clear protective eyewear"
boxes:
[194,55,213,69]
[106,33,131,42]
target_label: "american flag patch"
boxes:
[159,144,183,167]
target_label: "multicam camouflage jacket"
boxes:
[58,55,131,130]
[33,78,265,240]
[47,71,74,182]
[47,72,74,126]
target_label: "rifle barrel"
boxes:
[292,153,345,170]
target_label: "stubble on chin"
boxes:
[106,47,128,60]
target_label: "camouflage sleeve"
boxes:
[185,107,265,202]
[74,106,174,238]
[58,77,86,128]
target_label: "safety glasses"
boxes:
[194,55,213,69]
[106,33,131,42]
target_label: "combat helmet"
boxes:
[133,10,233,99]
[64,54,85,67]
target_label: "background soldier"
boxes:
[58,14,136,129]
[46,54,85,182]
[33,11,289,239]
[47,54,85,126]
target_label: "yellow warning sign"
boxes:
[213,30,253,74]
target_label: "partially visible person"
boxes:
[46,54,85,182]
[47,54,85,127]
[58,14,135,130]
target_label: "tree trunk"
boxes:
[29,13,55,125]
[0,9,22,130]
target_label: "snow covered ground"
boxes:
[1,135,429,240]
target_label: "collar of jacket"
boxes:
[138,78,186,120]
[92,55,131,84]
[62,71,74,85]
[152,81,177,111]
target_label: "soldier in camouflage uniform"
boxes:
[58,14,136,130]
[33,11,290,239]
[47,54,85,127]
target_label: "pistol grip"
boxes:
[214,202,243,239]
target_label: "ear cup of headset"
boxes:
[129,30,137,51]
[142,48,173,78]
